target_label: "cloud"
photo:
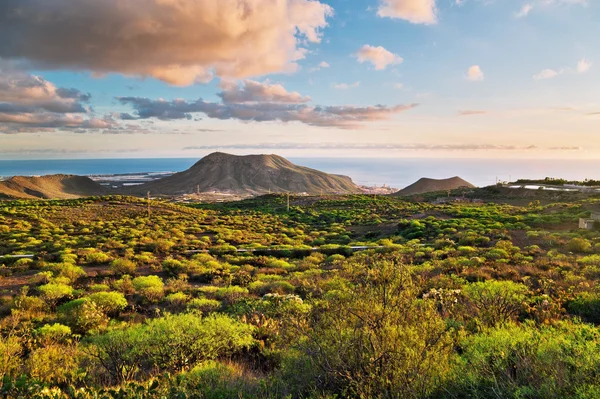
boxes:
[0,61,89,114]
[377,0,437,24]
[309,61,331,72]
[0,0,333,86]
[515,3,534,17]
[0,60,116,133]
[218,80,310,104]
[466,65,484,81]
[533,69,560,80]
[118,81,418,128]
[333,82,361,89]
[578,58,592,73]
[458,110,487,116]
[356,45,403,70]
[182,142,581,151]
[394,83,404,89]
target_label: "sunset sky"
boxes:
[0,0,598,160]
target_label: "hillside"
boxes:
[393,176,475,196]
[0,174,106,199]
[125,152,361,195]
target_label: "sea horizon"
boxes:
[2,157,600,190]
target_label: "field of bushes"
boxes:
[2,194,600,398]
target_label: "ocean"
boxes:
[1,158,600,190]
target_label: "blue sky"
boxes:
[0,0,597,159]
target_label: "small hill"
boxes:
[393,176,475,196]
[125,152,360,196]
[0,174,106,199]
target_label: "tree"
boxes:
[463,280,528,328]
[301,260,453,398]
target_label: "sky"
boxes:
[0,0,598,160]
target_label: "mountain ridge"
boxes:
[0,174,106,199]
[393,176,475,196]
[125,152,361,196]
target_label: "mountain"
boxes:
[393,176,475,196]
[125,152,361,195]
[0,174,106,199]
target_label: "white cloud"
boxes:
[219,80,310,104]
[515,4,534,17]
[534,69,560,80]
[356,45,403,70]
[377,0,437,24]
[319,61,331,68]
[578,58,592,73]
[466,65,484,81]
[0,60,117,133]
[0,0,334,86]
[333,82,361,89]
[394,83,404,89]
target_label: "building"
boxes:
[579,212,600,230]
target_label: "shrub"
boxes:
[110,258,138,275]
[463,280,528,328]
[177,361,266,398]
[215,286,249,303]
[132,275,164,302]
[0,335,22,380]
[27,345,82,385]
[566,292,600,324]
[43,263,86,283]
[90,313,255,383]
[57,298,109,334]
[302,261,453,398]
[113,275,135,295]
[38,283,74,304]
[89,283,110,292]
[448,322,600,398]
[209,245,238,256]
[35,323,72,345]
[88,291,128,315]
[85,251,111,265]
[567,237,592,253]
[166,292,191,306]
[187,298,222,313]
[162,258,186,276]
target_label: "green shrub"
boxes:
[567,237,592,253]
[57,298,108,334]
[110,258,138,275]
[87,291,128,315]
[0,335,22,380]
[448,322,600,398]
[38,283,74,303]
[566,292,600,324]
[463,280,528,327]
[132,275,164,302]
[35,323,72,345]
[90,313,255,383]
[166,292,191,306]
[89,283,110,292]
[215,286,249,303]
[27,345,82,385]
[187,298,222,313]
[85,251,111,265]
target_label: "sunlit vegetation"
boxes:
[2,194,600,397]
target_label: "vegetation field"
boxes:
[3,194,600,398]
